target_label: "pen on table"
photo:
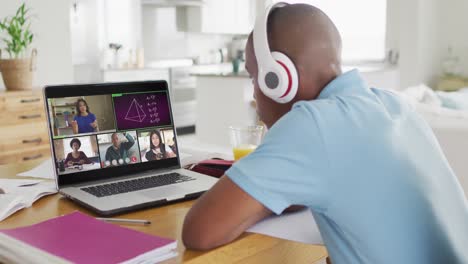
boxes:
[96,217,151,225]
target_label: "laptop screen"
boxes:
[44,81,180,186]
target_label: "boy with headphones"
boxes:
[183,3,468,264]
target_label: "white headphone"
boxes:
[253,2,299,104]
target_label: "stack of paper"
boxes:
[0,179,57,222]
[0,212,177,264]
[247,209,323,245]
[17,159,54,179]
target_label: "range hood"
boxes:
[141,0,204,7]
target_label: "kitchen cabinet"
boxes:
[0,90,50,164]
[178,0,256,34]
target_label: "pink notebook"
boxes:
[0,211,177,263]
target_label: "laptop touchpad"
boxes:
[140,186,188,200]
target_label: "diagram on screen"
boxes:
[113,92,171,130]
[125,98,146,122]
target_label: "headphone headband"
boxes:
[253,2,299,104]
[253,2,287,69]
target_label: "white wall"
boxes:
[437,0,468,76]
[70,0,101,65]
[0,0,73,90]
[388,0,468,89]
[142,7,187,60]
[103,0,142,54]
[70,0,102,83]
[71,0,142,83]
[387,0,436,89]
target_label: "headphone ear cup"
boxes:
[270,52,299,104]
[257,67,282,102]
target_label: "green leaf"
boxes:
[0,3,34,58]
[16,6,21,17]
[20,4,25,17]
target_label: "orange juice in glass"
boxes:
[229,125,264,161]
[233,144,258,160]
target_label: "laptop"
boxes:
[44,81,218,215]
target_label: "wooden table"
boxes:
[0,160,328,263]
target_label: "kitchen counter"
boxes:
[101,67,169,71]
[191,72,250,78]
[192,65,399,91]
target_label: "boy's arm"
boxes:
[182,175,272,250]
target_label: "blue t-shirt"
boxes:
[74,113,96,134]
[226,70,468,264]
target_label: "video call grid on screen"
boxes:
[53,126,178,176]
[46,90,178,176]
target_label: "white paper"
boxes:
[17,159,55,179]
[0,179,43,193]
[0,194,26,222]
[0,181,57,222]
[20,182,57,206]
[247,209,323,245]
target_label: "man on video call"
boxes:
[105,132,135,165]
[182,2,468,264]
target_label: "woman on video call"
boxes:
[145,130,176,161]
[64,138,93,167]
[71,98,98,134]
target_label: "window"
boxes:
[270,0,387,63]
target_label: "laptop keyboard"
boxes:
[81,172,195,198]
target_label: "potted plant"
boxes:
[0,3,36,91]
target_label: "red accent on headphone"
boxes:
[277,60,292,99]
